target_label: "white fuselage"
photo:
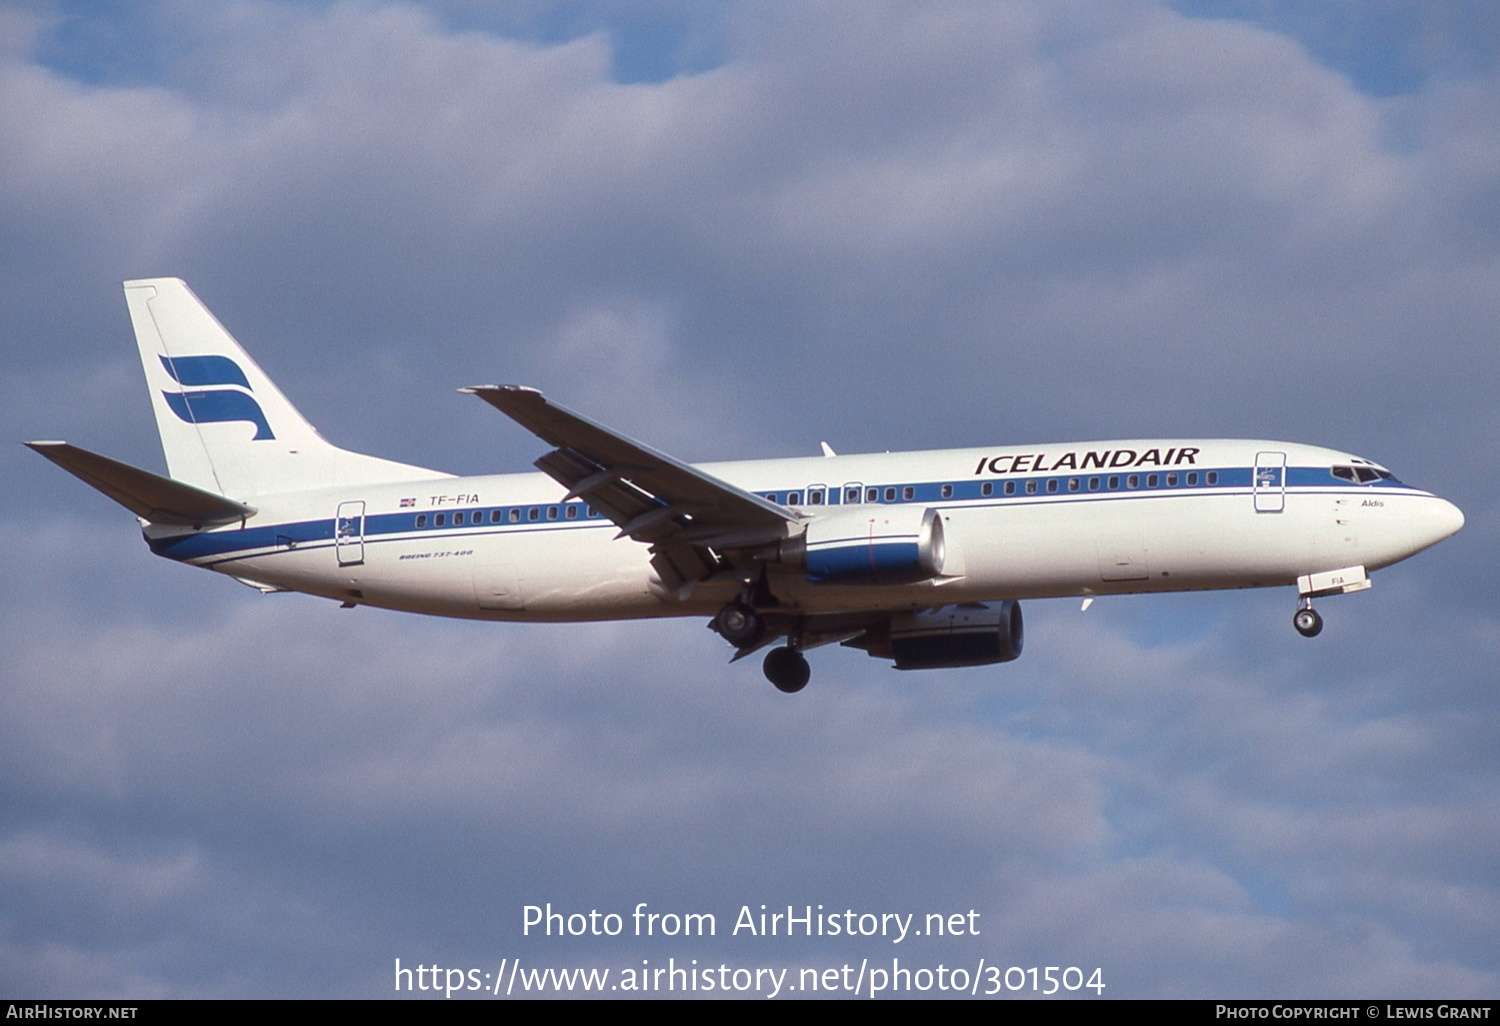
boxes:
[142,438,1463,622]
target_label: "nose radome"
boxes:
[1417,498,1465,551]
[1440,498,1465,538]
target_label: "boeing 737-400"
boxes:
[27,279,1465,692]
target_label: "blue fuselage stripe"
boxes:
[147,467,1419,566]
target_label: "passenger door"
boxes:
[335,500,366,565]
[1254,451,1286,513]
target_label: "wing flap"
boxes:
[25,441,256,526]
[465,386,797,590]
[533,446,663,534]
[465,386,794,531]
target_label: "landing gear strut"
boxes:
[763,646,810,693]
[1293,598,1323,638]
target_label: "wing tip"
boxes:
[461,385,546,407]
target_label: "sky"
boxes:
[1,0,1497,1000]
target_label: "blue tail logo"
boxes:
[159,355,274,440]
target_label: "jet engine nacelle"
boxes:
[782,505,945,584]
[853,601,1024,669]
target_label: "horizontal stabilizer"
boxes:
[25,441,256,526]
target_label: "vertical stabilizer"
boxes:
[125,278,445,498]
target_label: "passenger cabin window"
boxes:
[547,507,558,520]
[491,509,502,523]
[884,487,896,502]
[1025,481,1037,495]
[1046,479,1058,493]
[941,484,954,499]
[435,513,446,527]
[1004,481,1016,496]
[808,489,824,505]
[416,514,427,528]
[981,482,993,497]
[454,512,464,525]
[1088,477,1100,490]
[528,508,539,521]
[788,492,802,505]
[1108,476,1119,489]
[1127,475,1139,488]
[1187,472,1198,485]
[566,506,577,519]
[1166,473,1177,486]
[903,486,914,500]
[1147,474,1158,487]
[1206,472,1218,485]
[1068,478,1079,492]
[510,509,521,523]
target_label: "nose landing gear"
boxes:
[1291,565,1369,638]
[1293,599,1323,638]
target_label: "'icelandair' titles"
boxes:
[974,447,1202,476]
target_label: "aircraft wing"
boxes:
[25,441,256,526]
[464,386,798,591]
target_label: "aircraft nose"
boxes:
[1413,497,1464,552]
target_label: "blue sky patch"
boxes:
[1174,0,1499,97]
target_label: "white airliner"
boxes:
[28,279,1464,692]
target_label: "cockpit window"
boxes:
[1332,464,1400,484]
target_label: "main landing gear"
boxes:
[1293,598,1323,638]
[762,646,810,694]
[712,601,765,648]
[711,599,812,693]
